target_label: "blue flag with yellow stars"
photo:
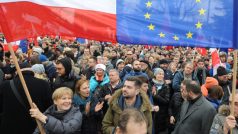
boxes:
[117,0,236,48]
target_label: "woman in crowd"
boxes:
[73,78,104,134]
[152,68,171,134]
[30,87,82,134]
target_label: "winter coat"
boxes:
[53,70,80,92]
[194,68,210,85]
[99,82,123,114]
[210,105,238,134]
[89,74,110,93]
[73,94,103,134]
[102,89,153,134]
[172,96,217,134]
[172,71,199,92]
[123,70,149,82]
[168,92,184,123]
[214,75,232,105]
[82,67,95,80]
[152,80,171,132]
[34,105,82,134]
[0,70,52,134]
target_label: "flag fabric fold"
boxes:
[0,0,237,48]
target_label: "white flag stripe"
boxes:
[0,0,116,14]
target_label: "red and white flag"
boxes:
[0,0,116,42]
[209,48,226,76]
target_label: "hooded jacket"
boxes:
[210,105,238,134]
[102,89,153,134]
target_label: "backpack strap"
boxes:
[10,80,28,110]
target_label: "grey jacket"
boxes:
[210,105,238,134]
[172,95,217,134]
[34,105,82,134]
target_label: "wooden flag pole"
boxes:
[7,43,45,134]
[230,50,237,133]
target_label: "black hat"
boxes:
[159,59,168,65]
[140,60,150,67]
[217,66,227,76]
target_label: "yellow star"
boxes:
[186,32,193,38]
[198,8,206,15]
[148,24,155,30]
[146,1,152,8]
[173,35,179,41]
[144,13,151,19]
[159,32,165,38]
[195,21,203,29]
[196,0,201,3]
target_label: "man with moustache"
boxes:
[102,76,152,134]
[172,80,216,134]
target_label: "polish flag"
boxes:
[0,0,116,43]
[210,48,226,76]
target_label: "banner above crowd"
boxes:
[0,0,237,48]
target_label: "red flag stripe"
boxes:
[0,1,116,42]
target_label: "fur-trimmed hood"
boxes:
[109,89,152,113]
[218,104,230,116]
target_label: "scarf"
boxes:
[73,94,91,106]
[152,79,164,91]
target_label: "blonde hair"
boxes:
[52,87,73,101]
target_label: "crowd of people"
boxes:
[0,35,237,134]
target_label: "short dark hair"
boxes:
[118,108,147,133]
[125,76,143,88]
[88,56,97,62]
[197,59,204,63]
[185,80,201,94]
[208,85,224,100]
[137,76,149,84]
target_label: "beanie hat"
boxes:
[58,57,72,76]
[116,59,125,67]
[204,77,218,88]
[31,64,45,74]
[39,54,48,63]
[201,77,218,96]
[159,59,168,65]
[33,47,43,55]
[154,68,164,76]
[217,66,227,76]
[140,60,150,67]
[95,64,106,71]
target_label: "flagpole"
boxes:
[230,49,237,134]
[7,42,45,134]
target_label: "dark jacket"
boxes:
[168,92,184,122]
[44,61,57,82]
[0,70,52,134]
[172,96,217,134]
[34,105,82,134]
[152,80,171,133]
[214,75,232,105]
[99,82,123,114]
[73,94,103,134]
[172,71,199,92]
[102,89,153,134]
[82,67,95,80]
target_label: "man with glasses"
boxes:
[214,66,232,105]
[210,91,238,134]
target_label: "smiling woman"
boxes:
[30,87,83,134]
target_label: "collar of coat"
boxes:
[109,89,152,114]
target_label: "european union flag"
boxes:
[117,0,235,48]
